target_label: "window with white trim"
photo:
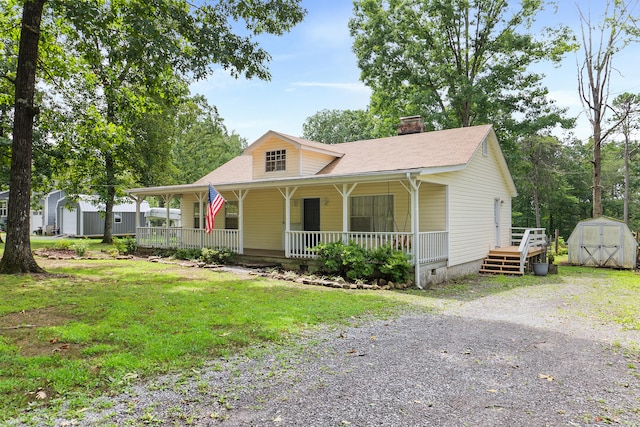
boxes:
[114,214,122,224]
[265,149,286,172]
[193,202,201,228]
[350,195,394,232]
[225,201,239,229]
[0,200,7,218]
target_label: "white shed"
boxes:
[567,217,638,269]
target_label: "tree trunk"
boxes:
[623,132,630,224]
[101,152,115,244]
[592,123,602,217]
[0,0,46,274]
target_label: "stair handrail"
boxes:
[518,229,532,274]
[517,228,547,274]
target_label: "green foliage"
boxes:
[174,248,201,261]
[113,237,137,255]
[350,0,576,136]
[315,241,411,283]
[71,240,87,257]
[53,239,73,250]
[302,108,380,143]
[200,247,236,265]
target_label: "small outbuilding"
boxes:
[57,195,150,237]
[567,217,638,269]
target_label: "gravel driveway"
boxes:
[11,280,640,427]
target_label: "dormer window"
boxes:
[265,149,286,172]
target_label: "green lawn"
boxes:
[0,237,638,422]
[0,239,416,421]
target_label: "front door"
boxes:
[304,198,320,248]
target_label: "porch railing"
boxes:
[136,227,240,252]
[417,231,448,264]
[286,230,448,265]
[511,227,546,273]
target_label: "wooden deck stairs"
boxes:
[480,246,545,276]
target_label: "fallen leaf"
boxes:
[273,416,282,422]
[487,389,498,393]
[538,373,554,381]
[35,390,47,400]
[59,344,70,350]
[347,349,356,354]
[219,332,230,337]
[50,337,58,344]
[370,335,377,341]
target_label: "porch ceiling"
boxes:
[126,170,428,198]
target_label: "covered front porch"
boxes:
[135,227,449,266]
[127,175,450,278]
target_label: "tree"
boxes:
[0,0,306,272]
[48,0,304,244]
[0,0,46,273]
[349,0,575,142]
[610,92,640,224]
[302,109,378,143]
[170,96,245,184]
[577,0,639,218]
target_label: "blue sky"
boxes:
[190,1,640,145]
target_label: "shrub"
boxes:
[200,247,236,265]
[54,239,73,250]
[175,248,202,261]
[314,241,411,284]
[114,237,137,255]
[71,241,88,257]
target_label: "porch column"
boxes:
[163,194,173,248]
[233,189,249,254]
[128,194,145,231]
[334,183,357,243]
[405,174,422,289]
[194,191,207,248]
[278,187,298,257]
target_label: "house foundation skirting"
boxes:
[418,259,484,287]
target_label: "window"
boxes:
[265,149,286,172]
[350,195,394,232]
[482,138,488,156]
[225,201,239,229]
[114,214,122,224]
[193,202,201,228]
[0,200,7,218]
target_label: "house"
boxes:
[127,120,544,287]
[0,190,44,234]
[57,195,150,237]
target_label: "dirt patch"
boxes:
[0,306,81,357]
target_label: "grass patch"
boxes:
[0,258,411,421]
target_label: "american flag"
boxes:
[205,184,225,233]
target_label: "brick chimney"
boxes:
[397,116,425,135]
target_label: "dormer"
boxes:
[244,131,343,180]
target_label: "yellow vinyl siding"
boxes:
[251,137,301,180]
[419,183,446,231]
[429,136,512,266]
[300,151,336,175]
[288,186,341,231]
[243,189,283,250]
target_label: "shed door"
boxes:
[61,207,77,235]
[579,223,622,267]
